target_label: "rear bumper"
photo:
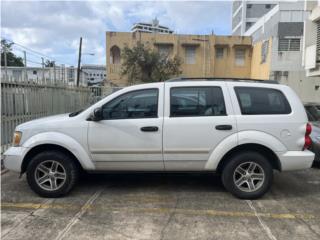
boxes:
[278,150,315,171]
[3,147,29,172]
[311,142,320,162]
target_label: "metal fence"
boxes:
[1,71,123,153]
[1,80,92,152]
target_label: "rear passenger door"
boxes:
[163,82,237,171]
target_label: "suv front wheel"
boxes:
[222,151,273,199]
[26,151,79,198]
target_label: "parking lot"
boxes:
[1,168,320,240]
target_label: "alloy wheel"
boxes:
[34,160,67,191]
[233,162,265,192]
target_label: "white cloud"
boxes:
[1,1,231,66]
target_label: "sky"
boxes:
[1,0,232,67]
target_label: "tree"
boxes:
[44,60,55,67]
[1,40,24,67]
[121,42,181,84]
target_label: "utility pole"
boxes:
[23,51,27,82]
[41,57,45,84]
[76,37,82,86]
[62,64,65,84]
[53,61,56,84]
[4,45,8,82]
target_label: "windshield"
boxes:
[305,105,320,121]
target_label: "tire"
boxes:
[221,151,273,199]
[26,151,79,198]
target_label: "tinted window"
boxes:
[170,87,226,117]
[305,105,320,121]
[102,89,158,119]
[235,87,291,115]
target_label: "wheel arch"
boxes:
[216,143,282,174]
[21,132,95,173]
[21,144,82,173]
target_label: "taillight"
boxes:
[306,123,312,136]
[304,123,312,150]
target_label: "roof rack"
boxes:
[166,77,279,84]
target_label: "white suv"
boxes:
[3,79,315,199]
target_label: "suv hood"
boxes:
[16,114,70,131]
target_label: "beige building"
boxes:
[106,32,253,86]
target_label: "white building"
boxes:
[303,0,320,77]
[232,1,277,35]
[81,64,106,86]
[131,18,174,34]
[243,1,320,102]
[1,66,87,86]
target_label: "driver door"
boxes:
[88,86,164,171]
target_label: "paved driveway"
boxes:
[1,169,320,240]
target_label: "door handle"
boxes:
[215,125,232,130]
[141,126,159,132]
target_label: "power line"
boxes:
[1,37,75,66]
[26,59,43,65]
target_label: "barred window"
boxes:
[215,48,224,59]
[158,45,172,58]
[261,40,269,63]
[185,46,196,64]
[278,38,300,51]
[235,49,246,66]
[317,21,320,61]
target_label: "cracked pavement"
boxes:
[1,168,320,240]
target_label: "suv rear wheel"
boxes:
[221,151,273,199]
[26,151,79,198]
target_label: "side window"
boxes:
[235,87,291,115]
[170,87,226,117]
[102,89,158,120]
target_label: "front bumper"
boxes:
[3,147,29,172]
[278,150,315,171]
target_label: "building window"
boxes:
[110,45,121,64]
[266,4,271,9]
[247,4,252,9]
[261,40,269,63]
[246,22,253,30]
[185,46,196,64]
[278,38,300,51]
[317,21,320,61]
[33,70,37,75]
[215,48,224,59]
[235,49,246,66]
[158,45,172,58]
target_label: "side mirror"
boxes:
[91,107,103,121]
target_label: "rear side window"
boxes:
[235,87,291,115]
[170,87,226,117]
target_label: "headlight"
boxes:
[13,131,22,146]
